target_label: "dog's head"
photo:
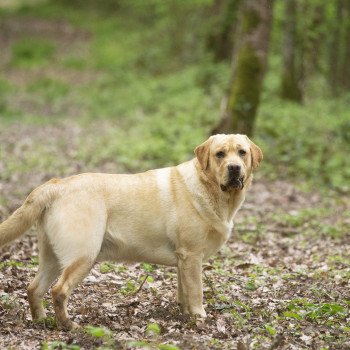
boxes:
[194,134,263,192]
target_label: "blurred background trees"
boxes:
[0,0,349,191]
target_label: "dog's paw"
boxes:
[58,319,80,331]
[189,306,207,318]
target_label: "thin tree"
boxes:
[280,0,302,102]
[206,0,243,62]
[212,0,274,136]
[341,0,350,90]
[329,0,343,96]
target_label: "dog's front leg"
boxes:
[177,267,185,309]
[176,249,206,317]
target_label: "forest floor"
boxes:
[0,123,349,350]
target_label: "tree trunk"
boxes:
[206,0,243,62]
[341,0,350,90]
[280,0,302,102]
[212,0,274,136]
[329,0,343,96]
[308,4,325,73]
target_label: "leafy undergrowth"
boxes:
[0,178,349,350]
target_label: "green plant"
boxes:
[85,325,114,348]
[41,341,80,350]
[146,322,161,336]
[121,280,137,295]
[99,262,116,274]
[0,293,19,310]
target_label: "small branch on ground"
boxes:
[134,274,149,295]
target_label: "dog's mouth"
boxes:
[220,176,244,192]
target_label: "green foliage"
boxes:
[85,325,114,348]
[85,325,112,338]
[41,341,80,350]
[36,316,57,330]
[27,78,70,102]
[146,322,161,336]
[142,263,155,272]
[244,278,258,291]
[283,299,348,323]
[121,280,137,295]
[265,324,276,336]
[11,38,56,67]
[256,97,350,191]
[99,262,116,274]
[127,340,149,348]
[158,344,181,350]
[0,293,19,310]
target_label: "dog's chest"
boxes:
[203,226,232,260]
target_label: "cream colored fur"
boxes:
[0,134,262,330]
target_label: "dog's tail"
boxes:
[0,179,60,248]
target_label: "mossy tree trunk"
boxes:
[341,0,350,90]
[328,0,343,96]
[212,0,274,137]
[280,0,302,102]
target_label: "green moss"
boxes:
[241,8,260,32]
[228,45,262,135]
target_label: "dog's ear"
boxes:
[194,136,213,171]
[246,136,263,169]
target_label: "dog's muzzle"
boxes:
[220,165,244,191]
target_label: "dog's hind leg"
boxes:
[27,230,60,321]
[44,196,107,330]
[51,256,95,330]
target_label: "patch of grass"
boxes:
[121,279,137,295]
[99,262,116,274]
[272,206,349,239]
[145,322,161,336]
[265,324,276,336]
[256,97,350,192]
[85,325,112,338]
[41,341,80,350]
[229,300,252,328]
[0,259,25,269]
[244,278,258,291]
[0,293,19,310]
[11,38,56,67]
[142,263,155,273]
[158,344,181,350]
[85,325,114,349]
[283,299,348,323]
[274,208,329,228]
[27,78,70,102]
[36,316,57,330]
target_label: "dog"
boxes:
[0,134,262,330]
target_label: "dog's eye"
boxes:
[216,151,225,158]
[239,149,247,156]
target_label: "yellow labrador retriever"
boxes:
[0,134,262,330]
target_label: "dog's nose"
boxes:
[228,164,241,173]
